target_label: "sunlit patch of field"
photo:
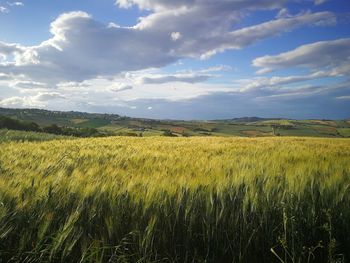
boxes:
[338,128,350,137]
[313,126,339,136]
[240,130,271,137]
[258,120,295,126]
[170,126,190,133]
[0,136,349,262]
[309,120,338,127]
[0,129,72,142]
[70,118,88,124]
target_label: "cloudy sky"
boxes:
[0,0,349,119]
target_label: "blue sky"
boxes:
[0,0,349,119]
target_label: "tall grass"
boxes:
[0,129,72,143]
[0,137,349,262]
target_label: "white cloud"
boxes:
[219,11,335,52]
[33,92,65,101]
[0,2,24,14]
[116,0,284,11]
[110,83,133,92]
[0,73,13,80]
[0,97,24,107]
[51,80,349,119]
[51,76,234,103]
[0,0,345,118]
[0,11,177,82]
[9,80,49,89]
[0,6,9,13]
[253,38,350,74]
[7,2,24,7]
[170,31,182,41]
[336,96,350,100]
[197,65,232,73]
[138,73,211,84]
[253,80,350,101]
[56,81,90,89]
[233,38,350,98]
[0,41,23,56]
[276,8,291,19]
[237,71,338,92]
[0,92,65,108]
[0,2,336,84]
[314,0,328,5]
[170,32,182,41]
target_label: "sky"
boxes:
[0,0,349,119]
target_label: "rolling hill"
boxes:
[1,107,349,138]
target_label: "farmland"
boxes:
[1,107,350,138]
[0,129,72,143]
[0,136,349,262]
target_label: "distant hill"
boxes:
[0,107,121,123]
[0,107,349,138]
[215,117,283,122]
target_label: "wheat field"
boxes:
[0,136,349,262]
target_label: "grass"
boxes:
[76,119,111,128]
[2,108,350,138]
[71,118,89,124]
[0,129,72,143]
[338,128,350,137]
[0,136,349,262]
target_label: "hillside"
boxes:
[1,107,349,138]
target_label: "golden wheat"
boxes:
[0,136,349,262]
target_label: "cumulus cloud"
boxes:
[138,73,210,84]
[0,6,9,13]
[110,83,133,92]
[0,41,23,56]
[276,8,291,19]
[218,12,335,54]
[233,37,350,98]
[314,0,328,5]
[198,65,232,73]
[0,1,336,84]
[72,81,350,120]
[254,80,350,101]
[134,2,335,59]
[0,92,65,108]
[253,38,350,74]
[237,71,338,92]
[56,81,91,89]
[336,96,350,100]
[0,97,26,107]
[9,80,49,89]
[0,11,177,83]
[0,73,13,80]
[8,2,24,7]
[170,32,181,41]
[0,0,345,119]
[0,1,24,14]
[116,0,284,11]
[34,92,65,101]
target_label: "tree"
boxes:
[43,124,62,135]
[163,130,176,137]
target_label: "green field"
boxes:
[0,129,72,143]
[1,107,349,138]
[0,136,349,262]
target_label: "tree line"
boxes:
[0,115,101,137]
